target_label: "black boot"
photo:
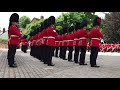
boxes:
[9,64,17,68]
[48,63,55,66]
[91,65,100,67]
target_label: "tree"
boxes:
[23,19,44,36]
[19,16,30,28]
[55,12,97,32]
[103,12,120,43]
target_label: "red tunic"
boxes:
[32,34,38,46]
[59,35,63,46]
[62,34,68,46]
[73,31,80,46]
[55,35,60,47]
[78,28,88,46]
[21,39,28,46]
[8,25,22,45]
[89,27,103,47]
[37,32,43,46]
[46,27,58,46]
[67,33,74,46]
[30,36,34,46]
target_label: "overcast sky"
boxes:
[0,12,107,30]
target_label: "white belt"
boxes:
[63,40,68,42]
[67,40,73,41]
[80,37,86,39]
[55,41,59,42]
[10,35,19,37]
[43,37,48,38]
[74,38,80,40]
[91,38,100,40]
[48,36,55,39]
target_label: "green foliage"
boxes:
[0,38,8,44]
[103,12,120,43]
[19,16,30,28]
[24,19,44,36]
[55,12,97,32]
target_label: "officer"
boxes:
[89,16,103,67]
[8,13,22,67]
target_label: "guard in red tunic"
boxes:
[37,22,44,62]
[89,16,103,67]
[8,13,22,67]
[34,28,40,59]
[78,20,88,65]
[46,16,58,66]
[54,30,60,57]
[21,35,28,53]
[73,22,81,63]
[41,19,49,64]
[59,30,63,59]
[61,27,68,60]
[67,26,74,62]
[30,32,34,56]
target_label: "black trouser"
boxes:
[55,46,59,57]
[33,45,37,58]
[30,46,33,56]
[36,45,40,59]
[59,46,63,58]
[62,46,67,59]
[38,45,42,61]
[7,44,10,59]
[42,44,48,63]
[46,46,54,65]
[32,45,35,57]
[79,46,87,64]
[52,47,55,56]
[90,46,99,66]
[68,46,73,61]
[74,46,80,63]
[21,45,28,53]
[8,45,17,66]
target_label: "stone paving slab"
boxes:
[0,49,120,78]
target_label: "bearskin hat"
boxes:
[59,30,63,35]
[48,16,55,27]
[56,30,60,35]
[75,22,81,31]
[40,22,44,32]
[30,31,34,37]
[93,16,101,26]
[68,26,74,33]
[80,20,88,28]
[62,26,68,34]
[43,19,48,29]
[21,35,27,39]
[9,13,19,22]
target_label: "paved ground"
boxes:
[0,49,120,78]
